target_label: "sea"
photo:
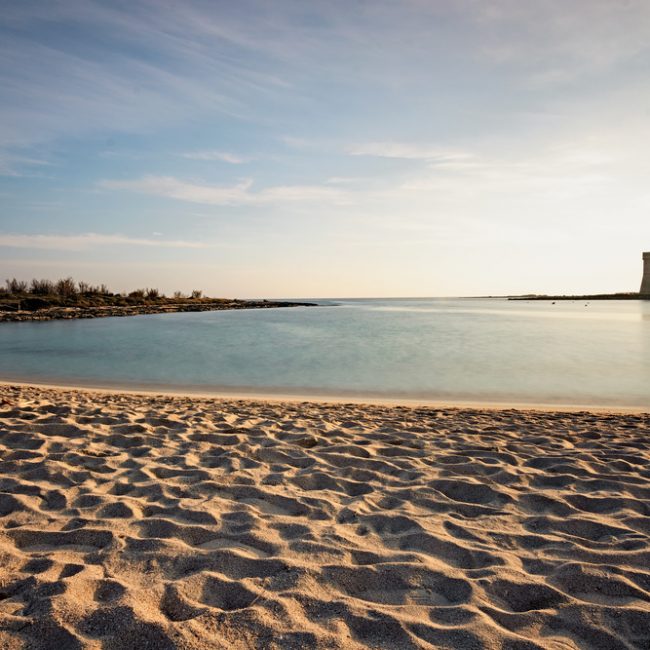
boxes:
[1,298,649,408]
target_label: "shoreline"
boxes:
[508,292,648,301]
[1,378,647,414]
[0,299,317,323]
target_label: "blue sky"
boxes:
[1,0,650,297]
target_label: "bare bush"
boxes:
[5,278,28,294]
[31,279,55,295]
[56,277,77,298]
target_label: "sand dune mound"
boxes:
[1,385,650,648]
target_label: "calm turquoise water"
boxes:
[1,298,649,407]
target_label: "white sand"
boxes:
[1,384,649,649]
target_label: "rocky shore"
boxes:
[0,300,317,323]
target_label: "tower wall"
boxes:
[642,252,650,296]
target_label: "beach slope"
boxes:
[1,385,649,649]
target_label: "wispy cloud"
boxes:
[3,0,650,155]
[326,176,366,185]
[0,2,295,151]
[100,176,349,206]
[2,0,648,165]
[0,153,52,177]
[0,233,208,251]
[348,142,474,162]
[278,136,319,150]
[395,141,619,203]
[473,0,650,86]
[181,150,249,164]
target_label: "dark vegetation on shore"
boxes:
[508,292,646,301]
[0,277,207,310]
[0,277,316,322]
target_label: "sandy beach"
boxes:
[1,385,649,649]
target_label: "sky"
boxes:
[1,0,650,298]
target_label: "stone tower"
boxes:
[642,252,650,296]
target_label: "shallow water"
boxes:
[1,298,649,407]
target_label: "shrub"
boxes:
[2,279,207,302]
[31,279,55,295]
[5,278,28,294]
[55,277,77,298]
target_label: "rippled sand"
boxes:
[1,385,649,649]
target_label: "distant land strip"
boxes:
[0,277,316,322]
[508,292,647,301]
[0,300,317,323]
